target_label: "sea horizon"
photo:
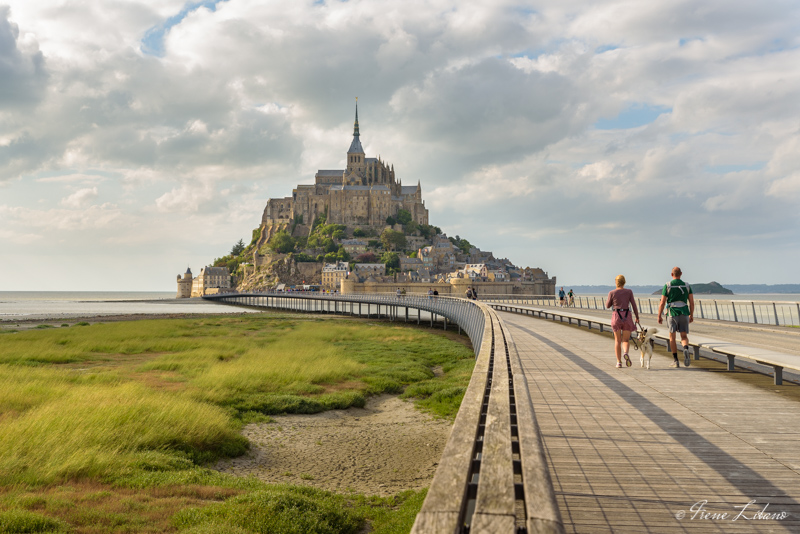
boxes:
[0,291,256,321]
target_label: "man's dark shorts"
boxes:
[667,315,690,334]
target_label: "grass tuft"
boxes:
[0,508,68,533]
[173,486,364,534]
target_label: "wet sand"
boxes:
[214,395,453,496]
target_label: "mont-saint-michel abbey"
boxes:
[178,103,555,297]
[262,103,428,232]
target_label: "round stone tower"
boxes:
[177,267,193,298]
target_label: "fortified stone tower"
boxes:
[176,267,193,298]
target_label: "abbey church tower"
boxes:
[344,101,366,186]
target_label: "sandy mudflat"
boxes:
[214,395,453,496]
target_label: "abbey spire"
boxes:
[347,99,364,154]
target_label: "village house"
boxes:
[190,266,231,297]
[352,263,386,281]
[321,261,348,290]
[340,239,368,254]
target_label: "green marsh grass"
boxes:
[0,314,474,533]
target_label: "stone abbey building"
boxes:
[261,103,428,234]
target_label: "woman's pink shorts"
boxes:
[611,310,635,332]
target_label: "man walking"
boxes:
[558,287,566,307]
[657,267,695,367]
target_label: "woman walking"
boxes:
[606,275,640,368]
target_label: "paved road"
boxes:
[525,305,800,357]
[501,311,800,533]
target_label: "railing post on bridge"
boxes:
[773,302,780,326]
[714,300,720,320]
[698,300,704,319]
[751,301,758,324]
[732,303,738,322]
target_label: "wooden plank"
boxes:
[473,314,515,518]
[503,322,565,532]
[470,513,515,533]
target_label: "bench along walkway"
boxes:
[499,311,800,533]
[489,304,800,386]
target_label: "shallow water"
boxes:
[0,291,254,321]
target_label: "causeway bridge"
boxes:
[204,292,800,533]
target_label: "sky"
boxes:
[1,0,799,291]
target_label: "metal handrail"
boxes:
[491,302,799,387]
[480,294,800,327]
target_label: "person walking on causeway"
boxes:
[657,266,695,367]
[606,275,640,368]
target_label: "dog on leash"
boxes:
[637,326,659,369]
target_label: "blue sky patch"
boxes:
[141,1,228,57]
[594,103,671,130]
[705,162,765,174]
[679,37,704,47]
[595,44,619,54]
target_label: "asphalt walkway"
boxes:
[500,311,800,533]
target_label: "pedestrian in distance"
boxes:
[396,287,402,299]
[427,288,433,300]
[558,287,566,307]
[657,266,695,367]
[606,275,640,368]
[471,286,478,300]
[465,287,473,300]
[568,289,575,307]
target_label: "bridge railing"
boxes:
[204,291,485,356]
[203,292,564,534]
[481,294,800,327]
[491,302,800,387]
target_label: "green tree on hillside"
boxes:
[449,235,474,254]
[381,229,406,251]
[380,252,400,271]
[396,209,412,225]
[231,239,245,256]
[269,231,296,254]
[418,224,441,240]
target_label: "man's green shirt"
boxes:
[662,279,692,316]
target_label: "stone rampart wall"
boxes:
[341,278,555,296]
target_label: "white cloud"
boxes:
[1,0,800,288]
[1,203,123,231]
[60,186,98,208]
[155,182,227,214]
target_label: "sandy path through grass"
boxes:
[215,394,451,496]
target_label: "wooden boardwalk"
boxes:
[501,311,800,533]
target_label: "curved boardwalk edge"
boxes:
[412,306,564,534]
